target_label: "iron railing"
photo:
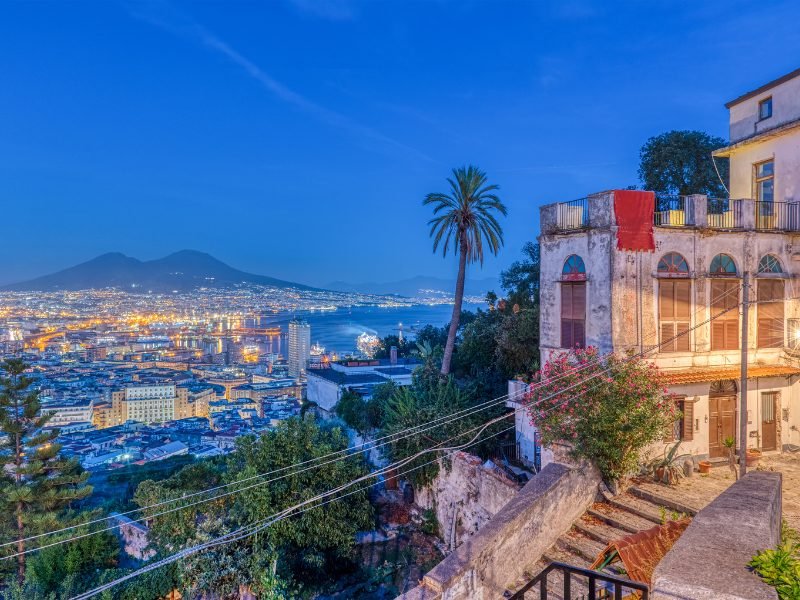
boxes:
[556,198,589,231]
[507,562,649,600]
[654,195,693,227]
[755,201,800,231]
[707,198,743,229]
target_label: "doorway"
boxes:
[761,392,778,451]
[709,380,737,459]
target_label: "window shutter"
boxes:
[682,400,694,441]
[758,280,785,348]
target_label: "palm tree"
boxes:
[424,165,507,375]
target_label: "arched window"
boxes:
[560,255,586,349]
[658,253,691,352]
[562,255,586,281]
[758,254,783,274]
[709,254,737,276]
[657,252,690,275]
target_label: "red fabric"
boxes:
[614,190,655,251]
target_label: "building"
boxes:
[307,356,418,414]
[287,319,311,378]
[533,68,800,464]
[40,398,94,428]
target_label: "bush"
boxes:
[525,347,674,482]
[750,523,800,600]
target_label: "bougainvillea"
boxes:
[524,347,676,482]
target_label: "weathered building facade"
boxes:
[535,68,800,462]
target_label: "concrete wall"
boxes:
[415,452,521,551]
[652,471,781,600]
[409,462,601,600]
[305,372,340,412]
[729,75,800,143]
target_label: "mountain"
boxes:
[3,250,320,292]
[324,275,501,298]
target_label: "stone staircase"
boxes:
[507,484,699,600]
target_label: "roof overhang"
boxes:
[725,67,800,108]
[662,365,800,386]
[712,117,800,158]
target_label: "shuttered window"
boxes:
[757,280,785,348]
[665,399,694,442]
[561,282,586,349]
[711,280,739,350]
[659,280,691,352]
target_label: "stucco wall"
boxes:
[729,75,800,143]
[728,134,800,203]
[414,452,521,551]
[652,471,781,600]
[412,462,601,600]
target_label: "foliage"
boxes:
[646,440,689,485]
[423,165,507,375]
[0,359,97,586]
[372,335,416,360]
[750,523,800,600]
[421,509,439,536]
[500,241,540,309]
[135,417,373,597]
[526,347,675,482]
[638,130,729,197]
[379,378,505,488]
[336,389,371,435]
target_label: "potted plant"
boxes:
[698,460,712,474]
[746,448,762,467]
[723,436,738,480]
[648,441,688,485]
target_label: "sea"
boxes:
[262,302,483,355]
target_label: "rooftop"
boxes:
[725,66,800,108]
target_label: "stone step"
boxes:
[588,503,661,534]
[557,530,606,564]
[628,485,699,516]
[604,493,666,525]
[573,516,630,546]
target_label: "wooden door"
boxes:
[761,392,778,451]
[709,395,736,459]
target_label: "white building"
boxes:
[40,399,94,428]
[287,320,311,378]
[527,68,800,466]
[124,384,177,424]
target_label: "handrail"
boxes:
[507,561,649,599]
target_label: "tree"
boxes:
[372,334,416,360]
[424,165,507,375]
[336,389,370,435]
[500,242,540,309]
[525,347,675,482]
[638,130,729,197]
[0,359,93,584]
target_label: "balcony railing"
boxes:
[707,198,743,229]
[556,198,588,231]
[755,201,800,231]
[654,195,693,227]
[507,562,649,600]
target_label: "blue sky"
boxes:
[1,0,799,287]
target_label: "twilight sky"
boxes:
[1,0,799,287]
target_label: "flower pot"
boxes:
[746,450,762,467]
[698,460,712,474]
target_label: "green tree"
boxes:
[0,359,93,584]
[638,130,729,197]
[336,389,370,435]
[500,241,540,309]
[424,165,507,375]
[372,334,416,360]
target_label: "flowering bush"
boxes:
[524,347,676,482]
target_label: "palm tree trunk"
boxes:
[441,243,468,375]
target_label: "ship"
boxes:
[356,332,380,358]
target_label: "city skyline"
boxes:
[3,0,800,286]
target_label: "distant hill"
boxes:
[324,275,501,298]
[3,250,320,292]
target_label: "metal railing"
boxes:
[755,201,800,231]
[654,195,693,227]
[707,198,743,229]
[556,198,589,231]
[507,562,649,600]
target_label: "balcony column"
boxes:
[687,194,707,227]
[740,198,756,229]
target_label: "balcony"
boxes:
[555,198,589,231]
[754,201,800,231]
[707,198,743,229]
[654,195,693,227]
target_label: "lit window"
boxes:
[759,97,773,120]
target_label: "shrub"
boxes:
[525,347,675,482]
[750,523,800,600]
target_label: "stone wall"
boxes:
[414,452,521,551]
[400,461,601,600]
[652,471,781,600]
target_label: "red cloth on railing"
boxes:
[614,190,655,251]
